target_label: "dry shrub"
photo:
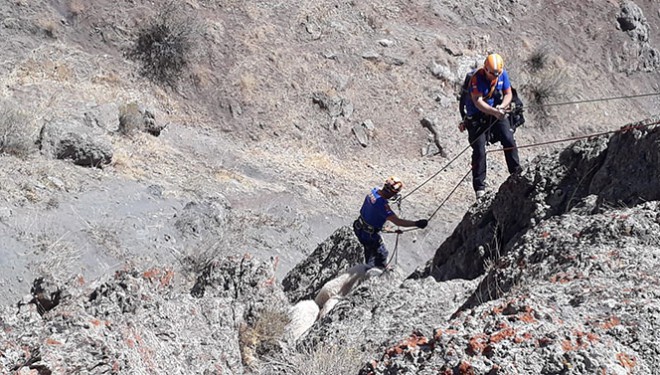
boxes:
[67,0,85,17]
[37,19,58,38]
[261,342,365,375]
[126,1,201,88]
[0,105,38,157]
[118,102,143,135]
[239,308,290,369]
[526,45,550,73]
[515,48,569,128]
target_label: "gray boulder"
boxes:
[38,119,113,167]
[83,103,120,133]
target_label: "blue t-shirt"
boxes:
[359,188,394,229]
[465,69,511,116]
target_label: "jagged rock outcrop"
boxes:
[0,256,286,374]
[361,121,660,374]
[281,225,364,303]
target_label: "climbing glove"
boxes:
[415,219,428,229]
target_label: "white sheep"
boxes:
[314,264,370,309]
[284,299,319,342]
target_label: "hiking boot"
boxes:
[475,190,486,199]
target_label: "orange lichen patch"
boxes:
[540,231,550,238]
[434,328,460,340]
[45,338,62,345]
[561,339,574,352]
[489,327,515,344]
[600,317,621,330]
[573,331,590,350]
[91,319,103,327]
[518,311,536,323]
[160,269,174,287]
[514,332,534,344]
[75,275,85,286]
[491,304,505,315]
[112,361,120,372]
[467,334,488,356]
[272,256,280,271]
[617,353,636,369]
[126,338,135,349]
[142,268,161,281]
[385,332,430,358]
[459,361,475,375]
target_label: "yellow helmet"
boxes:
[484,53,504,77]
[384,176,403,193]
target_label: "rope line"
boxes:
[427,169,472,222]
[487,119,660,154]
[383,94,660,243]
[401,116,499,201]
[527,91,660,109]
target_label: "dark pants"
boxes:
[353,221,388,268]
[467,114,521,191]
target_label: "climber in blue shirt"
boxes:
[353,176,428,269]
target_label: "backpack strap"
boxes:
[482,69,498,100]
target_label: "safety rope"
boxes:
[380,92,660,255]
[526,91,660,109]
[427,169,472,222]
[487,119,660,154]
[401,116,500,202]
[386,117,660,241]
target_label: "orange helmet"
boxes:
[484,53,504,77]
[384,176,403,193]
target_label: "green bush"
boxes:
[127,2,199,87]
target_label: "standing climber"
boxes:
[353,176,428,269]
[460,53,521,199]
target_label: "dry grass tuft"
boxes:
[67,0,85,17]
[118,102,144,136]
[239,308,290,369]
[261,342,365,375]
[37,18,59,39]
[0,105,38,157]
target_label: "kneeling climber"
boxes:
[353,176,428,269]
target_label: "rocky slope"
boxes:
[341,121,660,374]
[1,0,660,374]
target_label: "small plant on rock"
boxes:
[239,308,290,369]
